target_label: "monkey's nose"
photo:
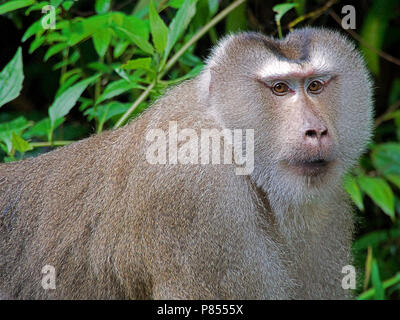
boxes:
[304,126,328,141]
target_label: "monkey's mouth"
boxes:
[282,158,331,177]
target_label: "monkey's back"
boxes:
[0,80,291,299]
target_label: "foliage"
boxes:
[0,0,399,299]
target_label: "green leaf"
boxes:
[122,58,152,70]
[121,14,150,40]
[272,3,297,23]
[386,174,400,190]
[44,43,68,61]
[371,259,385,300]
[149,0,168,54]
[343,174,364,211]
[371,143,400,175]
[11,132,32,153]
[114,26,154,55]
[0,47,24,109]
[113,40,129,59]
[0,0,34,14]
[62,1,75,10]
[93,27,112,57]
[208,0,218,16]
[95,0,111,14]
[97,79,144,104]
[49,75,100,127]
[0,117,31,153]
[163,0,198,62]
[22,19,42,42]
[23,117,64,139]
[357,176,395,220]
[84,101,130,123]
[29,36,46,53]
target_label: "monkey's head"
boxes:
[198,28,373,209]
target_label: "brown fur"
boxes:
[0,28,373,299]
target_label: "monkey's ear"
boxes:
[197,66,216,104]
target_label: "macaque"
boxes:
[0,27,373,299]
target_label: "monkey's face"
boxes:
[203,28,373,207]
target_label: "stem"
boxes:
[288,0,338,30]
[357,273,400,300]
[113,81,155,129]
[276,21,282,39]
[31,140,74,148]
[113,0,246,129]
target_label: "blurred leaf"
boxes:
[113,40,129,59]
[93,27,112,57]
[95,0,111,14]
[225,1,247,32]
[357,176,395,220]
[386,174,400,190]
[149,0,169,54]
[22,19,42,42]
[44,43,68,61]
[114,26,154,55]
[11,132,32,153]
[360,0,397,75]
[371,143,400,176]
[29,36,46,53]
[0,0,34,14]
[343,174,364,211]
[371,259,385,300]
[23,117,64,139]
[121,14,150,40]
[208,0,218,16]
[122,58,152,70]
[62,1,75,10]
[84,101,130,123]
[49,75,100,127]
[353,228,400,251]
[292,0,306,16]
[163,0,198,62]
[0,47,24,109]
[0,117,31,153]
[56,74,81,97]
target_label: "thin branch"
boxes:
[375,99,400,127]
[113,81,155,129]
[329,10,400,68]
[30,140,73,148]
[287,0,338,30]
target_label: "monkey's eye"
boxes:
[308,80,324,94]
[272,82,289,95]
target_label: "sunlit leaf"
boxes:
[0,0,34,15]
[357,176,395,220]
[93,27,112,57]
[343,174,364,211]
[95,0,111,14]
[163,0,198,62]
[149,0,168,54]
[11,132,32,153]
[49,75,100,127]
[0,47,24,108]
